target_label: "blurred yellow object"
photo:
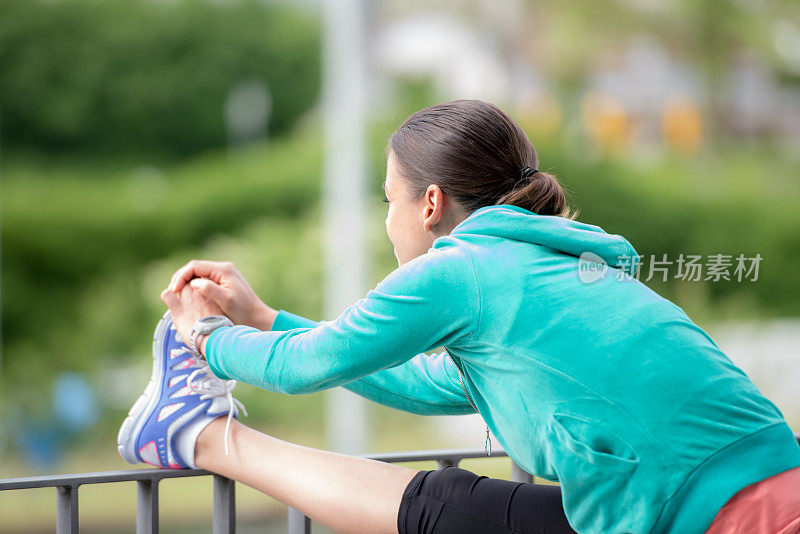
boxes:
[518,92,563,139]
[662,95,703,155]
[581,90,630,156]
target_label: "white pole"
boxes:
[322,0,369,454]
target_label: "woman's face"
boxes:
[383,151,464,266]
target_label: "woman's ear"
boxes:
[422,184,446,232]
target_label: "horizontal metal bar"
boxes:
[0,449,505,490]
[5,435,799,491]
[0,468,215,490]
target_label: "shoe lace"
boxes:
[185,359,247,456]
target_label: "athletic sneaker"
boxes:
[117,309,246,469]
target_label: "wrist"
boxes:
[197,333,210,357]
[189,315,234,357]
[255,304,279,330]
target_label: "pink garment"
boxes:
[706,465,800,533]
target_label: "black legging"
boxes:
[398,466,577,534]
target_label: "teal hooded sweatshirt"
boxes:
[206,204,800,533]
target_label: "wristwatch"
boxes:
[189,315,234,357]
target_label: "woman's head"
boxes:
[384,99,576,266]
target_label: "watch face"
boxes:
[200,316,219,325]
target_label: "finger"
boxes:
[169,260,201,292]
[189,278,230,307]
[170,260,226,293]
[161,288,180,309]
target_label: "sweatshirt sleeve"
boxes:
[268,310,474,414]
[204,248,480,400]
[342,351,476,415]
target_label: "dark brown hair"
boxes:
[388,99,577,219]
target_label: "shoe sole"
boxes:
[117,310,172,465]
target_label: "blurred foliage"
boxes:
[1,126,322,419]
[0,0,320,157]
[528,0,800,149]
[531,0,796,84]
[530,133,800,322]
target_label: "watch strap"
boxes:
[189,315,234,356]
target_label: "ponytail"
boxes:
[497,168,578,219]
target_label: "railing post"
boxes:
[511,461,534,484]
[137,479,159,534]
[436,457,458,470]
[288,507,312,534]
[212,475,235,534]
[56,485,78,534]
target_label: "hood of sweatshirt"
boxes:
[448,204,641,276]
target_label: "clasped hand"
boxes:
[161,260,278,353]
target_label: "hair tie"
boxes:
[519,166,538,183]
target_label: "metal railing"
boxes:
[4,436,799,534]
[0,447,519,534]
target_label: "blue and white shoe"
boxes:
[117,310,245,469]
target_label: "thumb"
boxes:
[161,288,180,308]
[190,278,227,305]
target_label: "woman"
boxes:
[118,100,800,533]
